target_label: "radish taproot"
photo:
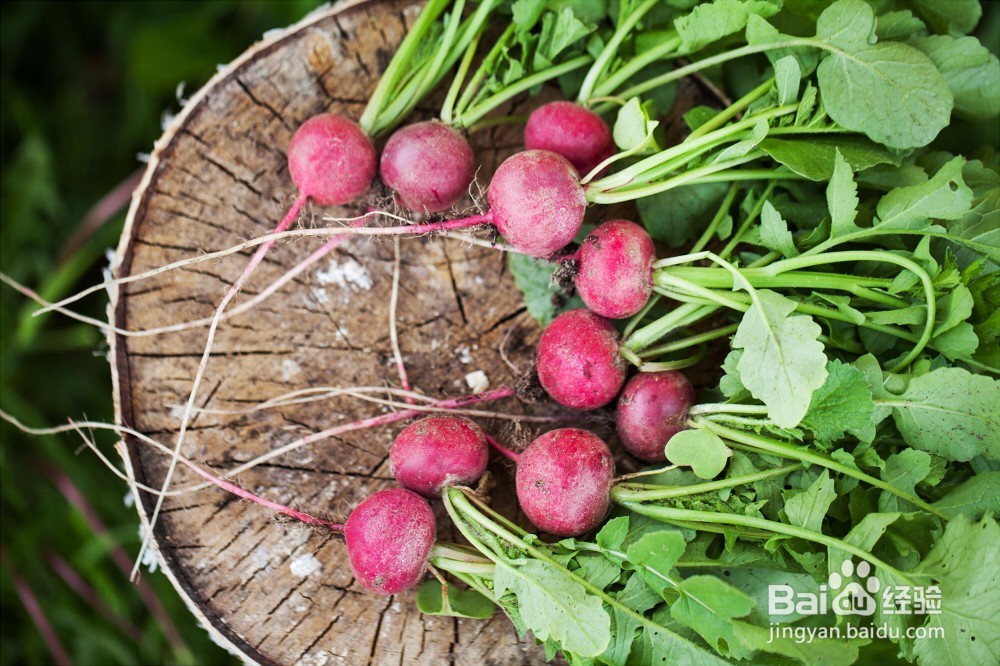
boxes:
[344,488,437,595]
[536,308,627,409]
[390,415,489,497]
[574,219,654,319]
[524,101,612,176]
[615,371,695,462]
[515,428,614,537]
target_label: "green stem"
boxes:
[591,32,685,100]
[757,251,936,371]
[639,347,705,372]
[687,78,774,140]
[589,153,769,205]
[690,183,740,254]
[429,557,497,576]
[688,403,769,417]
[617,501,916,585]
[591,106,796,193]
[658,266,908,308]
[358,0,451,135]
[440,27,482,125]
[611,463,800,502]
[720,183,776,259]
[577,0,661,104]
[693,419,949,521]
[622,294,661,340]
[453,23,515,121]
[458,55,592,128]
[638,324,738,359]
[623,302,717,353]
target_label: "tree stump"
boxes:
[109,1,558,663]
[110,2,724,663]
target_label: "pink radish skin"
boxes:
[288,113,377,206]
[524,102,612,176]
[536,309,628,410]
[390,415,489,497]
[380,120,475,212]
[575,220,655,319]
[344,488,436,595]
[616,371,695,462]
[515,428,614,537]
[488,150,587,258]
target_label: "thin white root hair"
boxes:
[31,211,404,316]
[389,237,414,403]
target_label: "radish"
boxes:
[615,371,695,462]
[536,308,627,409]
[573,219,654,319]
[488,150,587,257]
[344,488,437,595]
[524,101,612,176]
[390,415,488,497]
[379,121,475,213]
[288,114,377,206]
[515,428,614,537]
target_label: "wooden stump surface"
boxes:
[110,2,571,663]
[109,2,722,664]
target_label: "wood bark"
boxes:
[109,2,721,663]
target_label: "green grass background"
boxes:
[0,3,321,663]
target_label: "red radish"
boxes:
[615,371,695,462]
[288,113,378,206]
[574,220,655,319]
[344,488,437,595]
[390,415,489,497]
[515,428,614,537]
[488,150,587,257]
[524,101,612,176]
[380,120,475,212]
[536,309,627,410]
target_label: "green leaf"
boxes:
[814,0,876,50]
[913,515,1000,666]
[774,55,801,105]
[612,97,659,152]
[719,349,750,400]
[908,0,982,37]
[878,449,932,512]
[596,516,629,552]
[712,118,768,163]
[493,559,611,657]
[638,181,731,248]
[601,575,660,665]
[733,290,829,428]
[665,430,733,479]
[875,10,927,41]
[816,39,953,149]
[910,35,1000,121]
[886,367,1000,462]
[759,135,900,181]
[757,200,799,257]
[801,360,876,444]
[416,580,496,618]
[875,156,973,230]
[783,470,836,533]
[508,253,583,326]
[536,8,593,66]
[626,530,687,583]
[512,0,546,30]
[674,0,781,52]
[670,575,756,660]
[632,606,731,666]
[932,472,1000,520]
[827,149,860,238]
[808,1,952,148]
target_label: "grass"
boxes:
[0,2,321,663]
